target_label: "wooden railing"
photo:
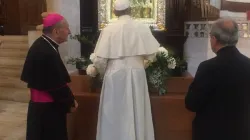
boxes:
[221,0,250,12]
[186,0,220,21]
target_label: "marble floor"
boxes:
[0,100,28,140]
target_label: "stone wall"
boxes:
[28,0,81,72]
[57,0,81,72]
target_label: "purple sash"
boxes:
[30,88,54,102]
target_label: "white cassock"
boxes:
[93,15,159,140]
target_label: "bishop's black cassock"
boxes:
[21,35,75,140]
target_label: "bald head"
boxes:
[210,18,239,46]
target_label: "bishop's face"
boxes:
[55,19,71,44]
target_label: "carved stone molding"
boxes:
[185,21,250,39]
[184,21,212,38]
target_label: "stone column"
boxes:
[46,0,61,12]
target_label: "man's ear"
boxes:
[211,35,217,43]
[52,28,59,36]
[211,36,216,40]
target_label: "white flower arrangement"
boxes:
[167,57,177,69]
[86,47,179,95]
[89,53,97,62]
[158,47,168,55]
[86,64,98,77]
[86,53,99,77]
[145,46,178,95]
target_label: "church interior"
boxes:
[0,0,249,140]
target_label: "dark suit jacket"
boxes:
[185,46,250,140]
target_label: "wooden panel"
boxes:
[68,71,193,94]
[68,73,93,93]
[0,0,6,22]
[1,0,46,35]
[27,0,46,26]
[67,94,194,140]
[67,73,194,140]
[151,95,194,140]
[4,0,21,35]
[166,0,188,35]
[18,0,28,35]
[19,0,46,35]
[221,0,250,12]
[184,0,220,21]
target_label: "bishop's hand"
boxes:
[70,100,78,113]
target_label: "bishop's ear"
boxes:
[52,28,60,37]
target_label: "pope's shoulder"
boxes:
[102,18,150,33]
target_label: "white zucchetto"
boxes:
[114,0,130,11]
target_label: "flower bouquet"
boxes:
[85,53,103,92]
[86,47,178,95]
[145,47,177,95]
[86,53,98,77]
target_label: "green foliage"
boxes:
[69,34,95,47]
[66,57,92,70]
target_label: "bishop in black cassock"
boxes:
[21,13,77,140]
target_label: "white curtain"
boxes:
[210,0,221,9]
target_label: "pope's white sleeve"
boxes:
[93,57,108,77]
[144,53,157,62]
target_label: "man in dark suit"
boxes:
[185,18,250,140]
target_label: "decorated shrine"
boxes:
[98,0,166,30]
[65,0,231,140]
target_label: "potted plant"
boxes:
[70,33,98,58]
[66,57,91,75]
[173,58,188,76]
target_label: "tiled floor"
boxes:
[0,100,28,140]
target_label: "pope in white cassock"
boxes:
[89,0,160,140]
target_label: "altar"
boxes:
[67,72,194,140]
